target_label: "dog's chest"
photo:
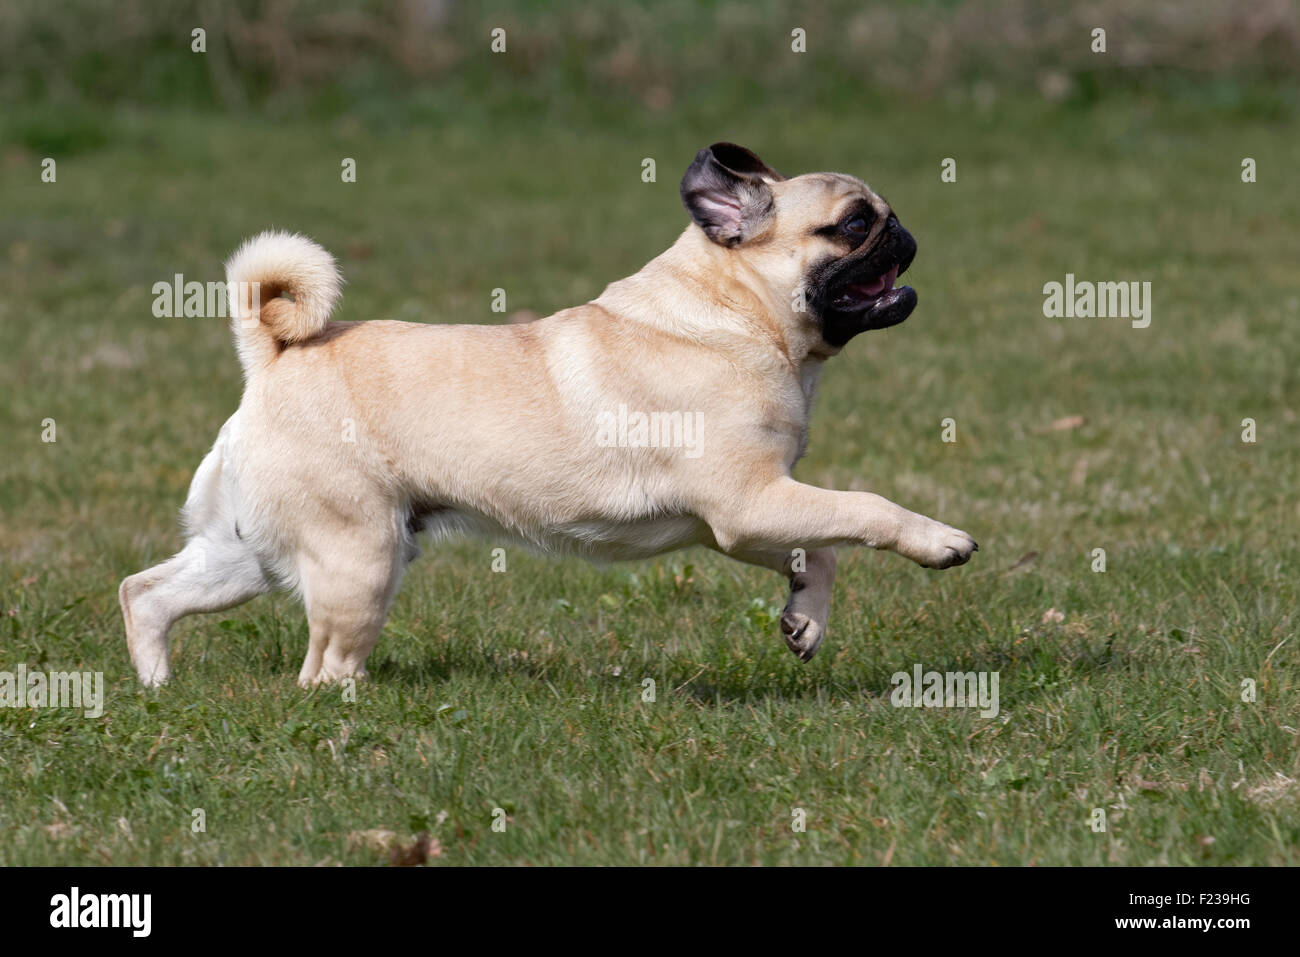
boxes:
[793,360,825,461]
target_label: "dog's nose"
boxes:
[890,220,917,275]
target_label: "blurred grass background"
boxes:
[4,0,1300,122]
[0,1,1297,865]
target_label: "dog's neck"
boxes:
[593,227,828,369]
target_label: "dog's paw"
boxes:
[780,610,826,662]
[897,516,978,569]
[298,665,370,689]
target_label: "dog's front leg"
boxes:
[707,477,977,569]
[725,546,837,661]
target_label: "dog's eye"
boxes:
[815,213,874,243]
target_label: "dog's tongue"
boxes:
[848,265,900,300]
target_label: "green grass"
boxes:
[1,90,1298,865]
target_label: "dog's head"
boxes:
[680,142,917,349]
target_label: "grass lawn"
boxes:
[1,92,1297,864]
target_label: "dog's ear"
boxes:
[680,143,785,247]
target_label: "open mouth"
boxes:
[815,217,919,345]
[831,264,905,312]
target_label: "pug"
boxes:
[121,143,977,687]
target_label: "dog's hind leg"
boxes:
[120,536,270,686]
[121,422,271,686]
[294,524,407,687]
[721,546,837,662]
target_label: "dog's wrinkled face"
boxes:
[680,142,918,349]
[797,188,917,347]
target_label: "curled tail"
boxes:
[225,231,342,375]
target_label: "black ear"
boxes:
[680,143,784,247]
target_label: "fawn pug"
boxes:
[121,143,976,686]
